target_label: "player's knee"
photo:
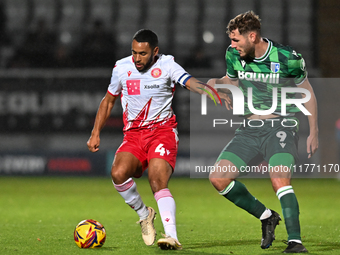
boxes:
[209,176,220,190]
[269,153,294,180]
[271,178,291,192]
[111,167,129,184]
[209,161,237,189]
[149,182,164,194]
[209,175,233,192]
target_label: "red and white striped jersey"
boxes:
[108,54,191,131]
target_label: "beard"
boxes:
[240,43,255,62]
[136,54,155,72]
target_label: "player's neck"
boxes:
[150,55,159,67]
[148,55,160,70]
[254,37,268,59]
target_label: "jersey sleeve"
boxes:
[107,64,122,96]
[167,56,192,88]
[226,46,238,80]
[288,50,307,85]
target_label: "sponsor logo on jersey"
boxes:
[238,71,280,84]
[144,84,160,89]
[126,80,141,95]
[271,62,280,73]
[127,71,132,77]
[151,68,162,78]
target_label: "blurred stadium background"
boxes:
[0,0,339,177]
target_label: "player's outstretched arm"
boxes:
[298,78,319,158]
[184,76,238,109]
[87,92,118,152]
[184,77,209,94]
[184,77,224,107]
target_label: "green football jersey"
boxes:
[226,38,307,116]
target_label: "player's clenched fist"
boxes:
[87,135,100,152]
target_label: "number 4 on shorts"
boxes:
[155,143,170,156]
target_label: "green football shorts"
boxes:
[216,117,299,171]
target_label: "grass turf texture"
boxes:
[0,177,339,255]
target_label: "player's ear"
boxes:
[248,31,256,43]
[153,46,159,55]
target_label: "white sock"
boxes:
[154,188,178,240]
[260,208,272,220]
[289,239,302,244]
[113,178,149,220]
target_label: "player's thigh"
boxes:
[115,130,148,179]
[215,132,262,177]
[262,122,298,183]
[147,128,178,171]
[111,152,143,183]
[263,121,299,164]
[268,152,294,191]
[210,159,240,179]
[268,153,294,178]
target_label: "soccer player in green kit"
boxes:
[208,11,318,253]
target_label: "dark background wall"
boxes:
[0,0,339,175]
[318,0,340,165]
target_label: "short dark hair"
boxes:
[133,29,159,49]
[227,11,261,35]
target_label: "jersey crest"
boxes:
[151,68,162,78]
[270,62,280,73]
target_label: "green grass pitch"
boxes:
[1,177,339,254]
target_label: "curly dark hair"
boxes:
[227,11,261,35]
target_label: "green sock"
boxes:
[277,186,301,241]
[220,180,266,219]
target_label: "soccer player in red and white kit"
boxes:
[87,29,208,250]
